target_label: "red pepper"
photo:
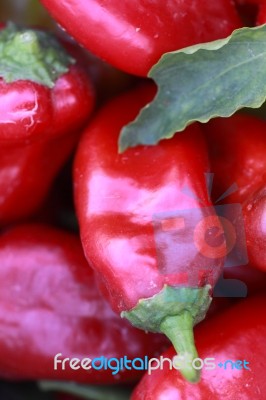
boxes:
[258,2,266,22]
[40,0,242,76]
[203,114,266,204]
[0,23,94,225]
[242,186,266,271]
[74,84,227,382]
[208,261,266,319]
[0,223,167,383]
[203,114,266,272]
[222,263,266,294]
[131,294,266,400]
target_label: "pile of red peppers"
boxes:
[0,1,265,399]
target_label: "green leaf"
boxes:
[119,24,266,152]
[39,381,131,400]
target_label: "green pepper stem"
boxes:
[0,22,74,87]
[160,310,200,383]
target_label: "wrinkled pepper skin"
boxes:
[0,25,95,225]
[0,224,167,383]
[131,294,266,400]
[40,0,241,76]
[203,114,266,271]
[74,84,227,382]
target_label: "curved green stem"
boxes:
[122,285,212,383]
[160,311,200,383]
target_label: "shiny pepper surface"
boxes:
[40,0,242,76]
[0,23,94,225]
[203,114,266,271]
[74,84,227,382]
[131,294,266,400]
[0,224,167,383]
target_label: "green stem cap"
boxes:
[0,22,75,87]
[121,285,212,383]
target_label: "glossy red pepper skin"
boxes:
[203,114,266,204]
[74,84,227,382]
[259,2,266,22]
[40,0,241,76]
[0,224,167,383]
[203,114,266,271]
[75,84,224,312]
[131,294,266,400]
[0,63,94,225]
[243,186,266,271]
